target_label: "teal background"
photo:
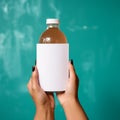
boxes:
[0,0,120,120]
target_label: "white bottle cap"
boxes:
[46,18,59,24]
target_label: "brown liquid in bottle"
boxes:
[39,19,67,43]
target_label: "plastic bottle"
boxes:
[37,18,69,91]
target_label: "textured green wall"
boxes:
[0,0,120,120]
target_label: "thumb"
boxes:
[69,62,76,80]
[69,62,79,89]
[31,66,40,90]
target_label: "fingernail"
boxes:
[32,66,35,72]
[70,59,74,65]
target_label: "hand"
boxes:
[57,62,79,107]
[57,62,88,120]
[27,66,54,120]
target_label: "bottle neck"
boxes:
[47,24,59,29]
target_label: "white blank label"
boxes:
[36,43,69,91]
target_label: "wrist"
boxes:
[34,105,54,120]
[62,97,88,120]
[61,96,79,109]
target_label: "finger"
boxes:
[69,62,76,80]
[69,62,79,89]
[31,66,40,90]
[47,92,54,100]
[47,92,54,98]
[47,92,55,109]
